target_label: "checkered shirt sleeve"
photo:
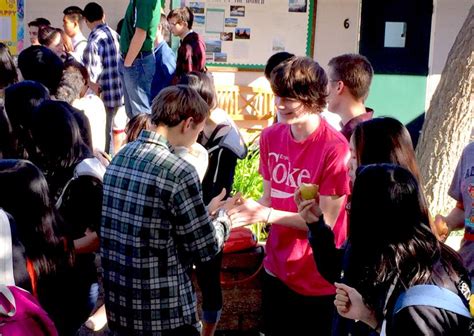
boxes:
[83,24,123,109]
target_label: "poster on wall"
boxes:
[176,0,314,69]
[0,0,24,55]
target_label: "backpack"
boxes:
[393,284,471,318]
[55,157,106,209]
[384,284,473,335]
[0,285,58,336]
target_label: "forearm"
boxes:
[73,231,100,254]
[212,209,231,250]
[124,28,147,66]
[445,205,465,231]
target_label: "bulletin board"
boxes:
[0,0,24,55]
[172,0,316,70]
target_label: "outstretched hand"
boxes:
[208,188,227,216]
[228,198,270,228]
[207,189,244,216]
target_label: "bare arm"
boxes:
[73,230,100,254]
[445,203,465,232]
[229,180,307,230]
[319,195,345,228]
[124,28,147,67]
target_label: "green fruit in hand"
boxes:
[299,183,319,200]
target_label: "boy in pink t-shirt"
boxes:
[229,56,350,335]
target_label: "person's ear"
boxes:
[181,117,193,133]
[336,81,345,95]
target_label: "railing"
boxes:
[215,85,275,121]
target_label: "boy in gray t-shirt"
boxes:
[440,142,474,281]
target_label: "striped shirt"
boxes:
[100,130,229,335]
[83,23,123,109]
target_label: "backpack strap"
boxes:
[394,284,471,318]
[0,209,15,286]
[0,285,16,317]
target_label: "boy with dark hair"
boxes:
[82,2,123,154]
[229,56,350,336]
[150,14,176,99]
[18,45,64,95]
[168,7,206,81]
[101,85,233,336]
[62,6,87,62]
[264,51,294,80]
[327,53,374,140]
[28,18,51,45]
[119,0,161,118]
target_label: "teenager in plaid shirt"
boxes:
[100,85,233,336]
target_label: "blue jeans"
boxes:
[119,53,155,118]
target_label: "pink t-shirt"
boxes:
[259,119,350,296]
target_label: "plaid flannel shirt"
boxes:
[83,24,123,109]
[100,130,228,335]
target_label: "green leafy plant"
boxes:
[231,135,268,240]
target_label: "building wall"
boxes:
[24,0,128,45]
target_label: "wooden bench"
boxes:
[215,85,275,121]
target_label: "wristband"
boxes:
[265,207,273,225]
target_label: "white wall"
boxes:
[24,0,129,47]
[425,0,471,109]
[313,0,361,68]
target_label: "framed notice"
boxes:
[172,0,316,70]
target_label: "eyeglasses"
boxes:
[168,21,181,26]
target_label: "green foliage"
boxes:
[231,135,268,241]
[231,142,263,200]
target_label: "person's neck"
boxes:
[339,100,367,126]
[154,124,181,148]
[179,29,192,40]
[290,113,321,142]
[90,20,105,30]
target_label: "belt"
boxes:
[121,50,153,59]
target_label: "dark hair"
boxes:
[167,7,194,29]
[2,81,50,159]
[0,159,70,275]
[63,6,83,23]
[83,2,104,23]
[31,100,91,173]
[352,117,421,182]
[116,18,124,36]
[125,114,152,143]
[28,18,51,28]
[18,45,64,95]
[270,56,328,112]
[264,51,294,80]
[347,164,465,310]
[328,53,373,100]
[179,72,218,110]
[0,42,18,89]
[38,26,61,47]
[151,85,209,127]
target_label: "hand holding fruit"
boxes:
[294,183,322,224]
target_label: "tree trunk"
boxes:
[416,5,474,216]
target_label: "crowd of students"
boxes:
[0,2,472,336]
